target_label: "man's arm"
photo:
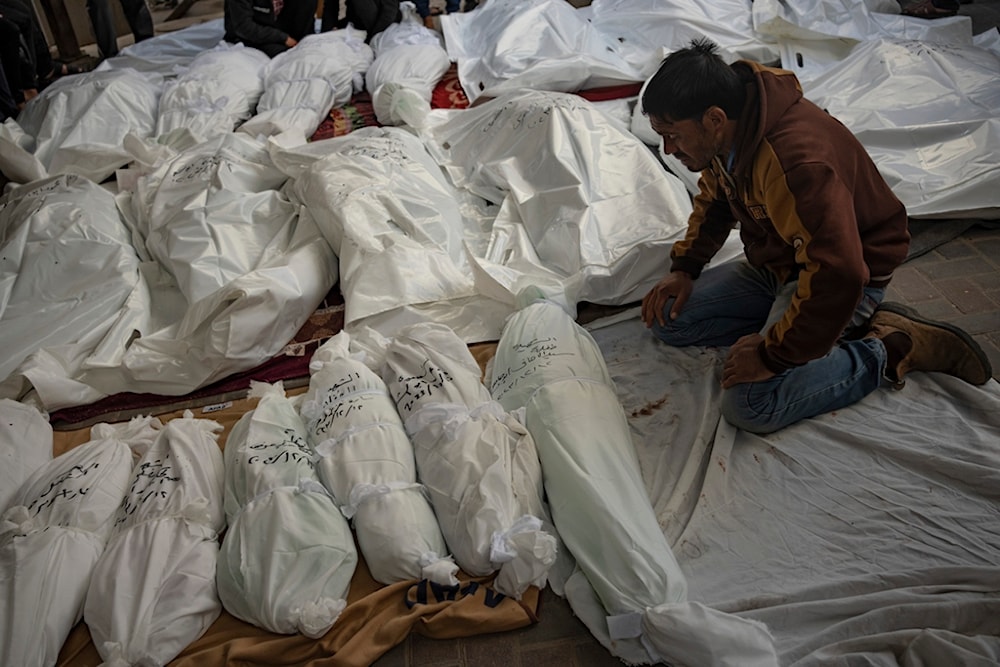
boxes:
[669,168,738,279]
[226,0,289,47]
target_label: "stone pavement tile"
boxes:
[935,277,999,315]
[946,311,1000,337]
[461,633,521,667]
[911,256,995,281]
[573,638,626,667]
[377,639,409,667]
[887,266,941,303]
[968,238,1000,267]
[515,589,593,645]
[521,640,580,666]
[973,334,1000,381]
[409,633,462,667]
[932,238,977,260]
[893,298,960,321]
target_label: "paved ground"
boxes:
[102,2,1000,665]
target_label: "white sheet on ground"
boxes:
[0,417,157,667]
[84,412,225,666]
[371,322,556,598]
[218,382,357,638]
[420,90,707,312]
[300,332,456,585]
[440,0,645,104]
[0,69,162,184]
[585,311,1000,666]
[97,19,227,74]
[489,296,778,666]
[0,399,52,513]
[240,29,374,141]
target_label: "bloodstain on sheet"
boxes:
[630,395,669,417]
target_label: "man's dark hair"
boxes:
[641,38,746,122]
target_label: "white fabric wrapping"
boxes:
[128,132,296,305]
[0,417,157,667]
[218,382,356,638]
[367,44,451,126]
[587,0,779,73]
[0,175,142,390]
[240,29,374,141]
[300,332,455,585]
[156,44,271,142]
[791,38,1000,220]
[370,1,442,53]
[379,322,556,598]
[489,296,777,666]
[0,69,162,184]
[283,126,510,343]
[440,0,644,104]
[84,412,225,666]
[422,89,694,311]
[97,19,227,74]
[0,399,52,513]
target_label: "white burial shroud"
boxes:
[218,381,357,638]
[421,89,693,311]
[378,322,556,598]
[488,296,778,666]
[283,126,510,343]
[0,398,52,513]
[0,417,158,667]
[84,412,226,667]
[156,43,271,143]
[0,68,162,185]
[300,332,457,586]
[240,28,374,141]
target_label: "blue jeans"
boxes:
[650,260,887,434]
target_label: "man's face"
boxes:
[649,113,718,172]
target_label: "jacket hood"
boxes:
[731,61,804,173]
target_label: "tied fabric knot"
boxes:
[99,640,130,667]
[293,597,347,638]
[490,515,544,564]
[419,551,459,586]
[342,481,423,519]
[0,505,40,537]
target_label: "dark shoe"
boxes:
[866,302,992,387]
[901,0,960,18]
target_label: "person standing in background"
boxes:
[86,0,155,58]
[224,0,317,57]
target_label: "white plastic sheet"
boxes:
[240,29,374,141]
[0,175,142,388]
[587,0,779,74]
[798,39,1000,219]
[489,296,777,666]
[97,18,228,74]
[85,412,225,666]
[218,382,357,637]
[156,44,271,142]
[376,322,556,598]
[366,44,450,126]
[282,126,510,343]
[0,418,155,667]
[300,332,457,585]
[0,399,52,513]
[422,90,694,311]
[440,0,645,103]
[0,69,162,184]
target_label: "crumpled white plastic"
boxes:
[370,1,443,53]
[84,412,225,666]
[0,417,158,667]
[97,18,227,74]
[281,126,511,343]
[217,382,357,638]
[586,0,779,74]
[440,0,644,104]
[126,132,297,305]
[300,332,456,585]
[790,38,1000,219]
[488,293,778,666]
[422,89,693,313]
[0,69,162,184]
[367,44,450,126]
[367,322,556,598]
[156,43,271,143]
[240,28,374,141]
[0,175,143,389]
[0,399,52,513]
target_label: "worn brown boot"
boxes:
[865,302,992,387]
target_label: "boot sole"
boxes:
[876,301,993,384]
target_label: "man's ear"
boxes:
[702,106,729,131]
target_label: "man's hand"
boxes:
[641,271,693,328]
[722,333,775,388]
[285,35,298,47]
